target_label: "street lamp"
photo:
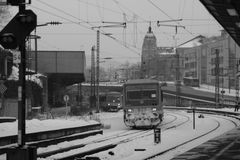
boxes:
[34,21,62,73]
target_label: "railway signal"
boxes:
[0,9,37,49]
[2,1,38,159]
[6,0,31,6]
[154,127,161,144]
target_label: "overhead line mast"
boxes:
[92,22,126,113]
[157,19,185,107]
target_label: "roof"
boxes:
[200,0,240,47]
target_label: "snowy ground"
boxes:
[1,108,239,160]
[195,84,237,97]
[90,110,240,160]
[0,117,99,137]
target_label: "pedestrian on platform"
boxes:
[235,102,240,112]
[237,102,240,112]
[234,102,238,112]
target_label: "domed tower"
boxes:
[141,25,158,78]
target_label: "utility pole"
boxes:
[92,22,126,112]
[215,49,220,107]
[96,30,100,112]
[90,46,96,108]
[236,59,240,104]
[0,0,37,159]
[157,21,184,107]
[33,22,62,73]
[175,51,181,107]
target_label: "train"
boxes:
[100,91,122,112]
[122,79,164,128]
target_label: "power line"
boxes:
[147,0,194,36]
[76,0,123,16]
[32,0,141,57]
[31,5,91,30]
[53,20,219,26]
[36,0,94,28]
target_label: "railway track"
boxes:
[36,113,180,159]
[2,109,238,160]
[36,112,190,160]
[53,110,239,160]
[144,118,221,160]
[144,112,240,160]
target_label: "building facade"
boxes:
[180,31,240,89]
[141,26,240,90]
[141,25,158,78]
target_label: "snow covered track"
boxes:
[144,119,221,160]
[143,110,240,160]
[37,112,191,160]
[80,109,239,160]
[172,126,240,160]
[37,130,152,159]
[1,109,239,160]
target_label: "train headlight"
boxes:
[152,108,157,111]
[127,109,132,112]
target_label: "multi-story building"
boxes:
[157,48,176,81]
[141,26,240,90]
[179,30,240,89]
[177,35,205,82]
[203,31,240,89]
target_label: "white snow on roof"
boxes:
[7,66,43,88]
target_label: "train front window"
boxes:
[107,96,120,103]
[126,90,158,106]
[127,90,157,100]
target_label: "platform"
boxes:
[172,126,240,160]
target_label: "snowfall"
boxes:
[0,107,239,160]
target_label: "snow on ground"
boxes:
[91,110,240,160]
[0,108,239,160]
[0,117,99,137]
[194,84,237,97]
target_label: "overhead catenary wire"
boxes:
[147,0,195,36]
[33,0,141,56]
[76,0,123,16]
[31,0,221,58]
[96,0,104,22]
[35,0,142,54]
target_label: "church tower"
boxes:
[141,24,158,78]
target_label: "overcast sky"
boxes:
[3,0,223,67]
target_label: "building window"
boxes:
[211,48,220,55]
[211,58,215,64]
[219,56,223,64]
[210,79,215,85]
[211,68,215,76]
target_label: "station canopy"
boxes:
[200,0,240,46]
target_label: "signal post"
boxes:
[0,0,37,159]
